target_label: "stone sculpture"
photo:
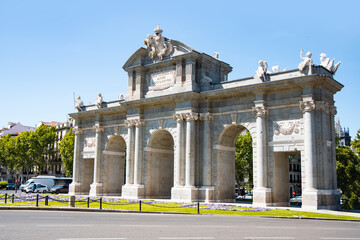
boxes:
[118,93,125,101]
[320,53,341,74]
[298,49,313,74]
[144,25,173,61]
[255,60,269,81]
[75,96,84,111]
[96,93,103,109]
[272,65,279,73]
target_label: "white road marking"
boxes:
[317,227,358,230]
[243,238,295,240]
[320,238,360,240]
[256,226,296,229]
[158,238,215,240]
[38,224,92,227]
[58,238,127,240]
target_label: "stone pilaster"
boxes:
[122,118,144,199]
[69,125,82,195]
[173,113,185,187]
[89,123,104,196]
[252,100,271,206]
[133,119,144,186]
[124,120,135,185]
[185,112,198,187]
[199,113,214,202]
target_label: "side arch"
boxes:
[103,135,126,195]
[215,123,254,202]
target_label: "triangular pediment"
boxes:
[122,39,197,71]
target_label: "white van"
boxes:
[20,176,56,192]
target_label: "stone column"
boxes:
[300,100,316,191]
[125,120,135,185]
[329,106,338,190]
[133,119,144,185]
[185,112,198,187]
[199,113,213,186]
[69,125,82,195]
[89,123,104,196]
[173,113,185,187]
[252,102,267,189]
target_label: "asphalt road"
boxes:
[0,210,360,240]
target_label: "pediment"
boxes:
[122,39,197,71]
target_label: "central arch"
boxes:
[103,135,126,195]
[216,124,254,202]
[146,129,174,199]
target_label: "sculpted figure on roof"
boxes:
[144,25,173,61]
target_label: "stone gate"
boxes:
[69,26,343,210]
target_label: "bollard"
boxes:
[99,197,102,210]
[4,193,7,204]
[139,200,142,212]
[69,195,76,207]
[45,195,49,206]
[12,194,15,204]
[36,194,39,207]
[87,197,90,208]
[197,202,200,214]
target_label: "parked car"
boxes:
[25,183,49,193]
[236,193,253,200]
[50,185,69,194]
[6,183,15,190]
[290,196,302,203]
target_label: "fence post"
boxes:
[197,202,200,214]
[87,197,90,208]
[45,195,49,206]
[12,194,15,204]
[69,195,76,207]
[36,194,39,207]
[4,193,7,204]
[99,197,102,210]
[139,200,142,212]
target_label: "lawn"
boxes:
[0,193,359,221]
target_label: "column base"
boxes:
[68,182,82,195]
[171,186,199,202]
[253,188,272,207]
[302,189,340,210]
[198,186,215,203]
[121,184,145,199]
[89,182,103,196]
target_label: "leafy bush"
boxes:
[0,181,7,189]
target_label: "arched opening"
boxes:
[103,136,126,195]
[146,130,174,199]
[273,151,302,207]
[217,124,253,202]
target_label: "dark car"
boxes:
[50,185,69,194]
[6,183,15,190]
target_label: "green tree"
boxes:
[14,131,33,177]
[28,125,57,174]
[59,129,75,177]
[336,145,360,209]
[351,129,360,156]
[0,135,17,179]
[235,131,253,192]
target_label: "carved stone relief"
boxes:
[273,120,301,136]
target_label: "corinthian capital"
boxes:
[316,101,330,114]
[134,119,145,127]
[199,112,213,121]
[93,123,104,133]
[73,126,82,135]
[125,120,135,128]
[329,105,337,115]
[185,112,199,121]
[299,100,315,113]
[252,106,267,117]
[173,113,185,122]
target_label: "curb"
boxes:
[1,206,360,221]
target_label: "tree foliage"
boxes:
[59,128,75,177]
[336,128,360,210]
[235,132,253,191]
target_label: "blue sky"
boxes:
[1,0,359,138]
